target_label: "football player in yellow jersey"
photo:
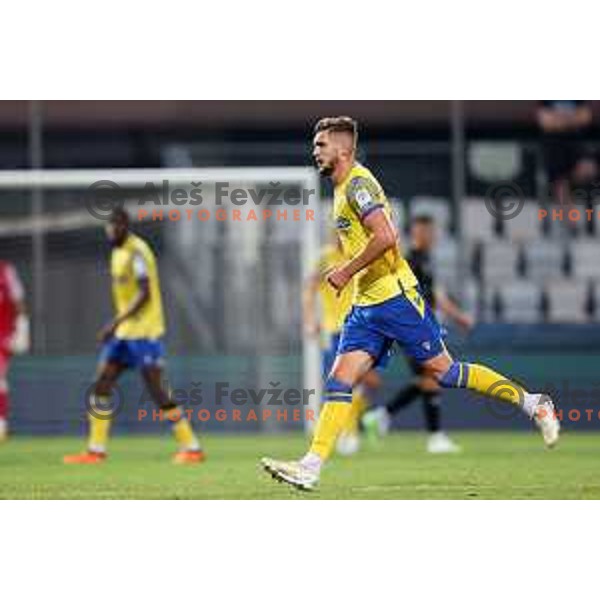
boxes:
[303,236,381,455]
[262,116,559,491]
[64,208,204,465]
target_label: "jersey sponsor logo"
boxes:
[335,215,352,230]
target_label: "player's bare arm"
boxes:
[327,209,397,292]
[5,264,30,355]
[302,271,321,337]
[97,276,150,343]
[435,287,474,331]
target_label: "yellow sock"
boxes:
[341,390,369,435]
[88,395,112,452]
[466,363,528,405]
[308,401,352,461]
[164,408,199,451]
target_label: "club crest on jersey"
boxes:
[348,176,380,213]
[355,188,375,211]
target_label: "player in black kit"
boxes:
[362,215,474,453]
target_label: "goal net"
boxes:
[0,168,323,435]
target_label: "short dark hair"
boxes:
[412,214,435,226]
[109,206,130,225]
[314,116,358,148]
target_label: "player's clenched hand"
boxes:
[459,314,475,333]
[97,321,118,344]
[326,266,351,294]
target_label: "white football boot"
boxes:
[531,394,560,448]
[427,432,461,454]
[261,457,319,492]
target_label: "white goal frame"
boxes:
[0,167,322,433]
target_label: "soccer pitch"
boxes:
[1,432,600,499]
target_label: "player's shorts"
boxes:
[337,288,445,368]
[321,332,341,378]
[99,337,165,369]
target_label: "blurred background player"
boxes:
[0,261,30,441]
[303,233,380,456]
[64,208,204,464]
[362,215,474,454]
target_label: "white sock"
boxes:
[300,452,323,473]
[181,440,201,452]
[88,444,106,454]
[522,393,542,419]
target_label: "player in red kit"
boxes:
[0,261,30,441]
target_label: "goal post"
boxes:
[0,167,323,434]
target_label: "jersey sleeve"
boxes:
[132,252,149,280]
[5,264,24,303]
[346,176,384,220]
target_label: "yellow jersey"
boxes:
[110,233,165,339]
[333,163,418,306]
[317,243,353,335]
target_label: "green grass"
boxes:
[1,431,600,499]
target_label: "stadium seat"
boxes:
[433,238,459,288]
[440,277,489,322]
[480,241,522,282]
[523,240,567,281]
[545,279,589,323]
[462,197,497,241]
[571,241,600,280]
[389,198,407,234]
[542,205,585,239]
[592,281,600,322]
[495,280,542,323]
[502,200,543,240]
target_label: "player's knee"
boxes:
[94,378,113,397]
[418,375,440,393]
[323,375,354,403]
[329,363,356,388]
[329,354,370,389]
[361,369,381,390]
[146,385,172,408]
[437,362,470,389]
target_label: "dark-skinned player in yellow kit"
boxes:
[64,208,205,465]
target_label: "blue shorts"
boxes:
[99,338,165,369]
[337,290,445,368]
[321,332,341,378]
